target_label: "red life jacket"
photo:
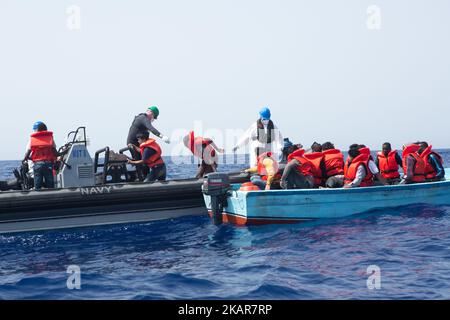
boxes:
[359,147,372,157]
[287,149,313,177]
[257,152,281,181]
[30,131,56,163]
[188,131,216,160]
[420,145,443,180]
[323,149,344,177]
[377,150,400,179]
[344,153,374,187]
[402,144,426,183]
[140,139,164,168]
[303,152,325,187]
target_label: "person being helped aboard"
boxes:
[279,148,314,189]
[344,144,387,188]
[303,142,327,187]
[375,142,402,185]
[23,122,58,190]
[321,142,345,188]
[418,142,445,182]
[128,132,167,183]
[244,151,281,190]
[232,107,284,167]
[400,143,426,184]
[183,131,225,179]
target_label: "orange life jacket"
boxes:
[377,150,400,179]
[188,131,216,160]
[323,149,344,177]
[344,153,374,187]
[30,131,56,163]
[303,152,325,187]
[420,145,443,180]
[257,152,281,181]
[287,149,313,177]
[402,144,426,183]
[140,139,165,168]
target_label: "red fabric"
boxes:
[140,139,164,168]
[402,144,426,183]
[420,145,443,179]
[304,152,324,187]
[323,149,344,177]
[344,153,374,187]
[30,131,56,163]
[288,149,313,177]
[188,131,216,160]
[377,150,400,179]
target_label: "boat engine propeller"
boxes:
[202,173,231,225]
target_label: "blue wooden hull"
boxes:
[204,169,450,225]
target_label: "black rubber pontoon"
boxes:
[0,173,248,234]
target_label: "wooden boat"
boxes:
[202,169,450,225]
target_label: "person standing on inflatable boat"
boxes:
[232,107,284,167]
[127,106,171,159]
[23,122,58,190]
[127,106,170,180]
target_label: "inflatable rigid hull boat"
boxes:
[0,127,249,234]
[0,173,249,234]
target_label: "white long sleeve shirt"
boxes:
[347,160,380,187]
[234,121,284,167]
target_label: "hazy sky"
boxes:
[0,0,449,160]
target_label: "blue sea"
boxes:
[1,152,450,300]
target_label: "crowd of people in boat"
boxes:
[21,105,445,191]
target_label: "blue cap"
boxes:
[283,138,293,149]
[259,107,271,120]
[33,121,43,131]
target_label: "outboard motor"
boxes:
[202,173,231,225]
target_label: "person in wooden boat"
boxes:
[304,142,327,187]
[280,138,302,165]
[321,142,345,188]
[279,149,315,189]
[183,131,225,179]
[23,122,58,190]
[399,143,426,184]
[418,142,445,182]
[343,144,387,188]
[232,107,284,167]
[244,151,281,190]
[128,132,167,183]
[375,142,402,185]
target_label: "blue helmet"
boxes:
[259,107,271,120]
[33,121,43,131]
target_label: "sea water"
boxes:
[1,152,450,300]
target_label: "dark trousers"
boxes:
[325,175,344,188]
[128,142,149,180]
[195,161,217,179]
[284,170,313,189]
[144,164,167,183]
[33,161,55,190]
